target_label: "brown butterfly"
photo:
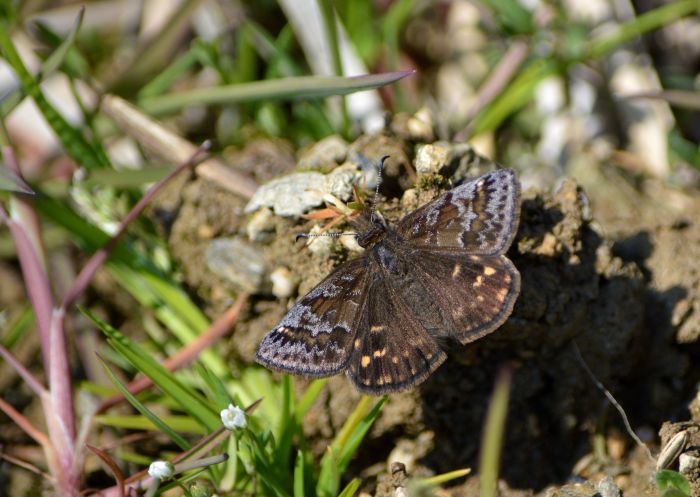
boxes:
[256,164,520,395]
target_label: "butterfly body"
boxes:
[256,168,521,394]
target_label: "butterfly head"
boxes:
[354,211,387,249]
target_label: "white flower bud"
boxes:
[220,403,247,430]
[148,460,174,480]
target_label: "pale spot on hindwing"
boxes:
[473,275,483,287]
[361,355,371,367]
[452,264,462,278]
[484,266,496,276]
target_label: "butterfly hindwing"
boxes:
[256,258,370,377]
[411,252,520,344]
[396,169,520,255]
[347,277,446,394]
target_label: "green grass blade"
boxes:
[84,308,220,431]
[586,0,700,59]
[98,355,192,450]
[95,414,205,434]
[337,478,362,497]
[296,379,327,420]
[0,24,109,169]
[317,447,340,497]
[481,0,534,34]
[243,21,304,77]
[293,449,306,497]
[139,71,414,115]
[479,368,512,497]
[1,306,33,348]
[317,396,385,497]
[471,58,559,135]
[0,9,86,117]
[37,7,84,78]
[243,431,292,497]
[137,49,200,99]
[417,467,471,486]
[336,397,385,472]
[79,166,172,189]
[193,363,231,409]
[273,376,295,468]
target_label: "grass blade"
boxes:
[140,71,414,115]
[479,367,512,497]
[98,356,192,450]
[84,308,220,431]
[37,6,84,78]
[293,449,306,497]
[337,478,361,497]
[0,24,109,169]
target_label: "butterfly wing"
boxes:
[395,169,520,255]
[411,251,520,344]
[256,258,370,377]
[347,276,447,394]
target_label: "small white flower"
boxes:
[220,403,247,430]
[148,460,174,480]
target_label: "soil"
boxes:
[155,133,700,496]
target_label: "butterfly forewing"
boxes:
[347,277,446,394]
[411,252,520,344]
[396,169,520,255]
[256,258,370,376]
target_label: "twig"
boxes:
[0,343,47,396]
[0,396,50,447]
[0,452,54,482]
[572,341,654,463]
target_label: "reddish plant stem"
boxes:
[453,39,530,142]
[1,146,54,369]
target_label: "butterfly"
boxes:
[256,165,521,395]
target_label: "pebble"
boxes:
[246,207,276,243]
[297,135,348,171]
[245,165,359,218]
[270,267,298,299]
[414,141,477,176]
[679,452,700,475]
[305,225,336,257]
[596,475,621,497]
[205,237,270,294]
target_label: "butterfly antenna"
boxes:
[370,155,389,223]
[295,232,356,242]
